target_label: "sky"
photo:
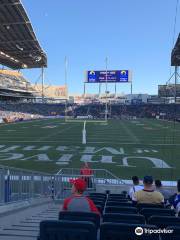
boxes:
[21,0,180,95]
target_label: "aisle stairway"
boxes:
[0,202,60,240]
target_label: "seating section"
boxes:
[37,192,180,240]
[103,213,145,224]
[140,208,175,220]
[148,216,180,228]
[40,220,97,240]
[59,211,100,229]
[100,223,159,240]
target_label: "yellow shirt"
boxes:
[133,189,164,204]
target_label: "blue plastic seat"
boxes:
[140,208,175,220]
[40,220,97,240]
[148,216,180,228]
[105,206,138,214]
[100,223,159,240]
[106,201,132,207]
[103,213,145,224]
[59,211,100,229]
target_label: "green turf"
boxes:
[0,118,180,180]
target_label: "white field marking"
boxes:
[42,125,57,129]
[37,125,75,141]
[121,156,172,169]
[1,140,180,146]
[119,121,140,143]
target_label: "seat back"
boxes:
[148,216,180,228]
[40,220,97,240]
[106,201,132,207]
[140,208,175,220]
[59,211,100,229]
[161,226,180,240]
[100,223,159,240]
[105,206,138,214]
[137,203,164,211]
[89,193,107,198]
[103,213,145,224]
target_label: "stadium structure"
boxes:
[0,1,180,240]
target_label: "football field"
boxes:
[0,118,180,180]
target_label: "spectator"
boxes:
[155,179,172,200]
[172,179,180,214]
[132,176,164,205]
[62,178,100,215]
[80,162,93,188]
[128,176,143,199]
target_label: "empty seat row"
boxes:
[39,220,180,240]
[58,211,180,229]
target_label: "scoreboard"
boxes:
[85,70,131,83]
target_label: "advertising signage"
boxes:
[86,70,131,83]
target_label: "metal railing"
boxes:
[0,164,61,204]
[0,166,125,203]
[57,168,125,185]
[56,168,125,199]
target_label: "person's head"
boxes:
[155,179,162,188]
[70,178,87,195]
[143,176,153,188]
[132,176,139,185]
[177,179,180,192]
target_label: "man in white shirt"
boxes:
[128,176,143,200]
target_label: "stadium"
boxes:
[0,0,180,239]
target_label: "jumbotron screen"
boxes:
[158,84,180,97]
[85,70,131,83]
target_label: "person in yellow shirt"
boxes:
[132,176,164,205]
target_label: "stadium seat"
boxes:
[137,203,164,210]
[89,193,107,198]
[40,220,97,240]
[140,208,175,220]
[107,198,129,203]
[161,226,180,240]
[105,206,138,214]
[89,196,106,202]
[109,194,126,198]
[106,201,133,207]
[92,200,105,207]
[100,223,159,240]
[103,213,145,224]
[148,216,180,228]
[59,211,100,229]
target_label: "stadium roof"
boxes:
[0,0,47,69]
[171,33,180,66]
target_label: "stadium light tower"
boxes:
[105,57,108,121]
[41,67,45,102]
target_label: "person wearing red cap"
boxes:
[62,178,100,215]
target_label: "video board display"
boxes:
[86,70,131,83]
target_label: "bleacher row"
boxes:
[39,192,180,240]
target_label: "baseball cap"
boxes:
[143,176,153,184]
[69,178,87,191]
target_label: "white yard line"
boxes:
[37,125,75,141]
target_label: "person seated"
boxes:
[172,179,180,214]
[132,176,164,205]
[128,176,143,200]
[62,178,100,215]
[155,179,172,200]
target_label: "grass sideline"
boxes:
[0,118,179,180]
